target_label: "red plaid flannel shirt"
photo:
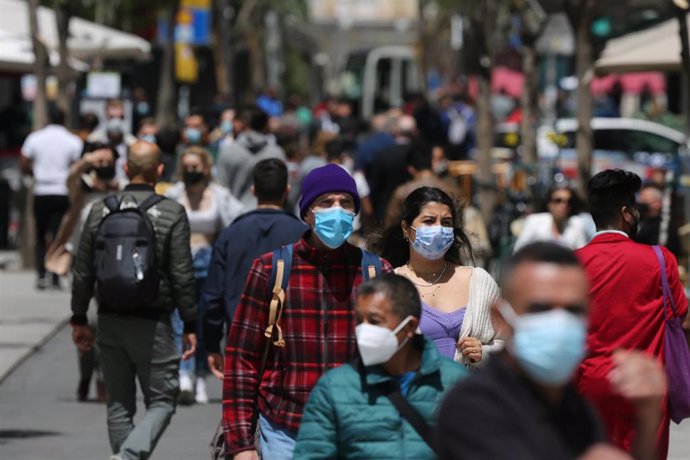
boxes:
[222,237,392,454]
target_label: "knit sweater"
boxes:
[456,267,502,367]
[397,265,502,367]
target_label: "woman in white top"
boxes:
[166,146,244,404]
[513,185,589,252]
[380,186,502,367]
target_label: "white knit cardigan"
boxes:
[456,267,503,368]
[395,266,503,368]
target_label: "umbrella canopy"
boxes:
[0,30,88,74]
[0,0,151,66]
[595,14,690,74]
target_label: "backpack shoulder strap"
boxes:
[265,244,293,348]
[103,195,120,213]
[138,194,165,211]
[361,248,381,281]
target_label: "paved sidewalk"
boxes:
[0,271,70,383]
[0,270,70,383]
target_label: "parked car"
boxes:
[495,118,689,181]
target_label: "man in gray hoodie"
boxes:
[216,106,285,208]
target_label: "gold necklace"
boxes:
[405,262,447,287]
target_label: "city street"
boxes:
[1,268,689,459]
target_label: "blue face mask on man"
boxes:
[410,225,455,260]
[185,128,202,145]
[500,302,586,386]
[312,207,355,249]
[220,120,233,135]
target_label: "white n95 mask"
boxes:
[355,316,414,366]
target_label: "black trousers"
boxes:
[33,194,69,278]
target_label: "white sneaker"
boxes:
[195,377,209,404]
[178,373,194,405]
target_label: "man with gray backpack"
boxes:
[70,141,197,460]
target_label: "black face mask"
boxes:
[183,170,205,186]
[94,165,116,181]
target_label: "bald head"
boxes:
[126,141,162,183]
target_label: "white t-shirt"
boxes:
[21,125,83,196]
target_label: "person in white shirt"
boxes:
[21,107,83,289]
[513,185,589,253]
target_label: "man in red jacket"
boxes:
[575,169,690,459]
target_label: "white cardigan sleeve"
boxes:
[455,267,503,367]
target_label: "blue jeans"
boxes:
[173,246,213,376]
[259,414,297,460]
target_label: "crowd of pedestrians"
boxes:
[15,94,690,460]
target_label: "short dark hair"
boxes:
[357,274,422,319]
[406,142,433,171]
[48,106,65,125]
[324,138,347,161]
[587,169,641,228]
[249,106,269,132]
[79,112,99,132]
[253,158,288,203]
[502,242,581,292]
[82,141,118,160]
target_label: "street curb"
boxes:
[0,317,69,385]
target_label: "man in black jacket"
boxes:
[70,141,197,460]
[436,242,666,460]
[204,158,307,378]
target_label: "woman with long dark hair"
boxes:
[380,186,502,367]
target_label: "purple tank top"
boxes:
[419,302,466,359]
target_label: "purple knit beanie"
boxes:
[299,164,360,218]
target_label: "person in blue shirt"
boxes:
[203,158,307,378]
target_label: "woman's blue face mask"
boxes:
[312,207,355,249]
[410,225,454,260]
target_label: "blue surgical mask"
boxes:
[312,207,355,249]
[410,225,454,260]
[221,120,233,135]
[140,134,156,144]
[185,127,202,145]
[500,302,586,386]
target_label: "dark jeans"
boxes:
[33,195,69,279]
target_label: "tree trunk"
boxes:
[216,0,234,105]
[28,0,48,130]
[156,3,178,131]
[574,0,595,197]
[247,27,265,101]
[520,44,538,166]
[55,0,72,127]
[475,0,499,224]
[676,8,690,138]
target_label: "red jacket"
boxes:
[222,237,392,454]
[575,232,687,457]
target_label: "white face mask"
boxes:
[355,316,414,366]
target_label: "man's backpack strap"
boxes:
[103,195,120,213]
[138,194,165,211]
[266,245,292,348]
[361,248,381,281]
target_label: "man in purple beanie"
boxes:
[222,164,393,460]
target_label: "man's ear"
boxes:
[251,185,256,197]
[157,163,164,178]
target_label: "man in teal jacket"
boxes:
[293,274,466,459]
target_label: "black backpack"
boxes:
[94,194,164,308]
